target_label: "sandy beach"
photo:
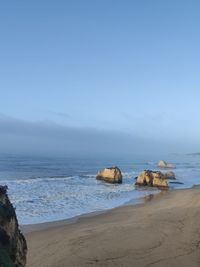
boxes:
[25,186,200,267]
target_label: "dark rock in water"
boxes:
[96,166,122,184]
[164,171,176,180]
[135,170,168,188]
[169,181,184,185]
[0,185,27,267]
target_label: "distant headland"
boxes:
[186,153,200,156]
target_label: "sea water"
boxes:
[0,154,199,225]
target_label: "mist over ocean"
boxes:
[1,153,200,225]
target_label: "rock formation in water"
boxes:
[0,185,27,267]
[164,171,176,180]
[158,160,176,169]
[135,170,168,188]
[96,166,122,184]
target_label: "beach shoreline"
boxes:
[22,186,168,234]
[25,185,200,266]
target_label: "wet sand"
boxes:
[25,186,200,267]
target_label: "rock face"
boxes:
[96,167,122,184]
[0,186,27,267]
[158,160,176,169]
[135,170,168,188]
[164,171,176,180]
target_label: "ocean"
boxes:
[0,153,200,225]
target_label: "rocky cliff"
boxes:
[0,186,27,267]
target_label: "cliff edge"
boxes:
[0,186,27,267]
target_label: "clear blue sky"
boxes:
[0,1,200,155]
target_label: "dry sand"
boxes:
[25,186,200,267]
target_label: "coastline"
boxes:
[21,186,191,234]
[21,187,164,234]
[25,185,200,266]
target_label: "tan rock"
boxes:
[135,170,168,188]
[96,166,122,184]
[158,160,176,169]
[153,176,168,187]
[135,170,154,186]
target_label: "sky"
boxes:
[0,0,200,156]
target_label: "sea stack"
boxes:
[158,160,176,169]
[0,186,27,267]
[135,170,168,188]
[96,166,122,184]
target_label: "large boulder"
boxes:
[135,170,168,188]
[96,167,122,184]
[164,171,176,180]
[158,160,176,169]
[0,186,27,267]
